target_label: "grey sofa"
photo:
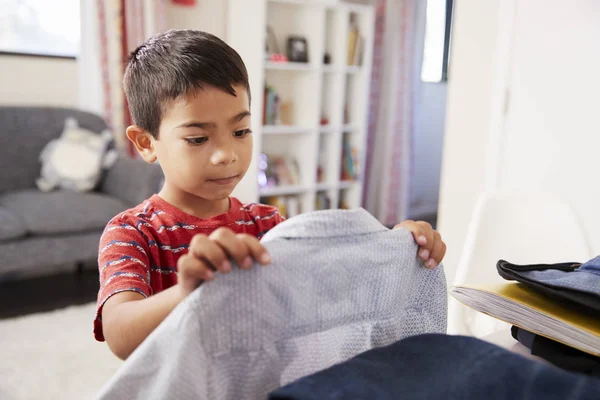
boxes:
[0,107,163,282]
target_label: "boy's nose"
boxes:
[210,145,237,166]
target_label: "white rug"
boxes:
[0,303,122,400]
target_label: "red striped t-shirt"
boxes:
[94,195,285,341]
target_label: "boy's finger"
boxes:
[237,233,271,266]
[426,231,446,268]
[394,220,422,243]
[178,253,215,286]
[189,234,230,273]
[415,221,434,252]
[209,228,251,269]
[394,220,429,249]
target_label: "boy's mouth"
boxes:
[207,175,239,185]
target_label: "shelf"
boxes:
[259,184,308,197]
[267,0,305,5]
[319,125,340,134]
[262,125,313,135]
[323,65,342,73]
[346,65,362,74]
[339,180,358,190]
[316,183,335,191]
[342,124,355,133]
[269,0,339,6]
[265,61,316,72]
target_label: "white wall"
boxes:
[0,55,77,107]
[495,0,600,258]
[167,0,228,38]
[409,0,448,220]
[436,0,501,284]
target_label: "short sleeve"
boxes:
[254,206,286,240]
[94,219,152,341]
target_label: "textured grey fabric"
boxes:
[0,106,108,192]
[0,231,102,278]
[0,190,127,235]
[100,157,163,207]
[0,206,26,242]
[97,208,447,400]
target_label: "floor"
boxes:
[0,268,99,319]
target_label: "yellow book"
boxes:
[347,28,358,65]
[450,282,600,356]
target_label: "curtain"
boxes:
[362,0,417,226]
[78,0,169,155]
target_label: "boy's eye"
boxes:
[185,137,208,146]
[234,129,252,138]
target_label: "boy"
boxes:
[95,30,447,360]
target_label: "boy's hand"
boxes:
[394,220,446,269]
[177,227,271,296]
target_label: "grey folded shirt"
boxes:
[97,208,448,400]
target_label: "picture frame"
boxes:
[286,36,309,63]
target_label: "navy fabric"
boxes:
[497,259,600,312]
[579,256,600,277]
[512,326,600,378]
[269,334,600,400]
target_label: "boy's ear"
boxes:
[126,125,158,163]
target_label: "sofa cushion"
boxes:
[0,190,127,235]
[0,107,109,192]
[0,206,26,241]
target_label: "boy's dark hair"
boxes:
[123,29,250,138]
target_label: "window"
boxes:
[0,0,80,58]
[421,0,453,83]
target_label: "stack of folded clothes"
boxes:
[452,256,600,377]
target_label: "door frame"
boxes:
[483,0,518,191]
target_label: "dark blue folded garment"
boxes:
[497,257,600,312]
[269,334,600,400]
[512,326,600,378]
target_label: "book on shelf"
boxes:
[451,282,600,356]
[340,136,359,181]
[317,144,327,183]
[263,85,281,125]
[315,191,332,211]
[346,15,363,66]
[261,195,301,218]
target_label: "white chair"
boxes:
[448,190,593,337]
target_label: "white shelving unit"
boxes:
[228,0,375,216]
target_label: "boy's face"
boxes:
[150,85,252,202]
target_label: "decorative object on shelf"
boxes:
[258,153,301,189]
[287,35,309,63]
[323,53,332,64]
[258,153,277,189]
[266,26,288,62]
[320,116,329,125]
